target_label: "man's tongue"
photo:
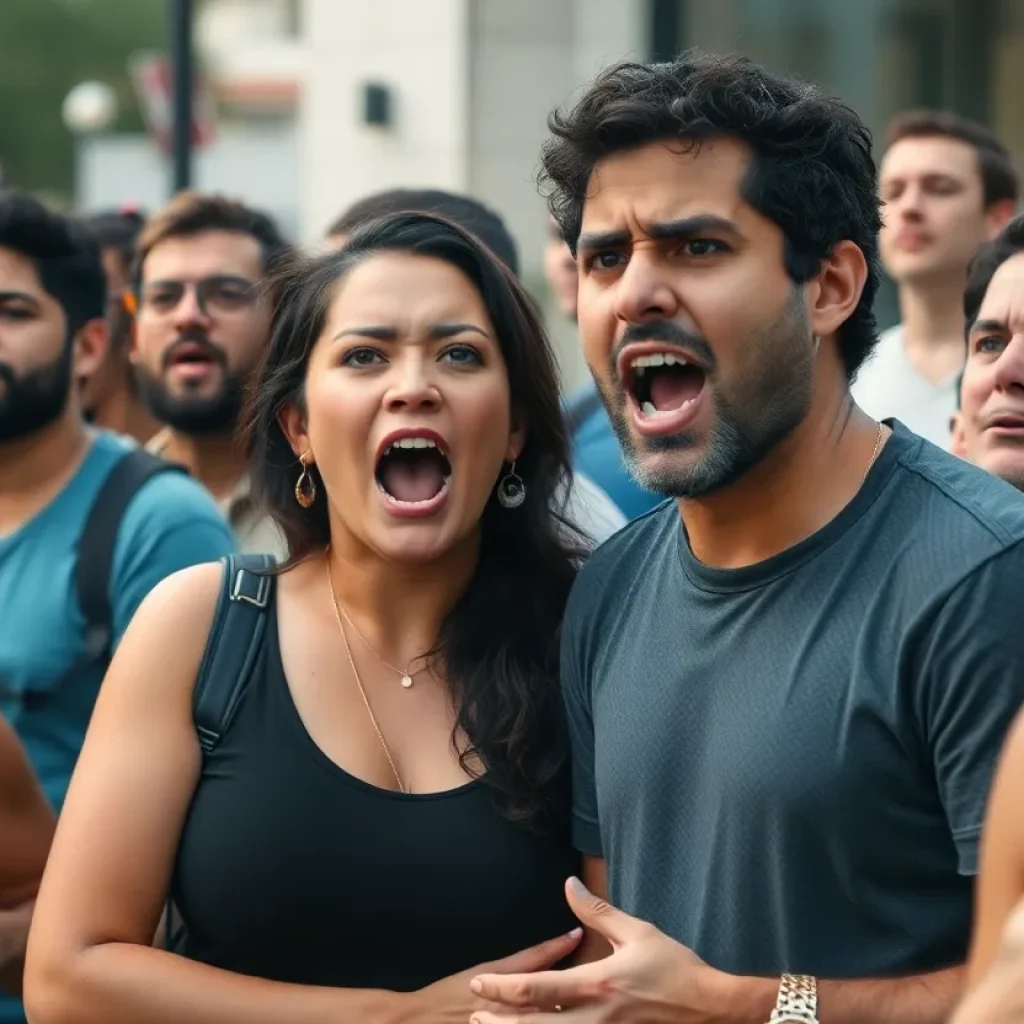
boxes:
[381,459,445,503]
[648,368,704,410]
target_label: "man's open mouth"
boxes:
[616,347,710,438]
[988,412,1024,431]
[375,435,452,508]
[166,340,223,373]
[626,352,706,414]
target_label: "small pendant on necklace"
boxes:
[401,674,414,689]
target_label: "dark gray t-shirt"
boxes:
[562,422,1024,979]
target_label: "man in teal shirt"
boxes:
[0,194,234,1020]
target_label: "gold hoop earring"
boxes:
[295,457,317,508]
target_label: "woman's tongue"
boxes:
[381,459,445,503]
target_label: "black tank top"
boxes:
[172,589,579,990]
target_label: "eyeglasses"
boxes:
[137,275,259,318]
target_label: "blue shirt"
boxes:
[565,382,662,521]
[0,431,234,1021]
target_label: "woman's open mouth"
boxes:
[621,349,709,437]
[375,433,452,518]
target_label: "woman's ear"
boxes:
[278,401,311,463]
[507,409,527,463]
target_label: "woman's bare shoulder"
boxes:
[107,562,226,704]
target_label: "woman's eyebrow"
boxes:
[333,323,491,342]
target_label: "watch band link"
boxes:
[768,973,819,1023]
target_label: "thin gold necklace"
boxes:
[862,422,885,488]
[331,598,419,692]
[325,555,406,794]
[328,564,423,689]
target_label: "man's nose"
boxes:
[993,333,1024,393]
[612,250,680,325]
[172,284,212,327]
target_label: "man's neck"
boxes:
[159,428,247,504]
[679,385,885,570]
[897,277,968,385]
[93,385,162,447]
[0,412,91,536]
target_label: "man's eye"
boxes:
[588,252,625,271]
[976,336,1005,355]
[341,348,385,367]
[211,285,248,305]
[683,239,727,257]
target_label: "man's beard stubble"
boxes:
[599,290,818,499]
[134,330,249,436]
[134,364,248,436]
[0,342,74,443]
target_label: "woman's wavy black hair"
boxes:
[241,211,585,829]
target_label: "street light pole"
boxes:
[169,0,194,192]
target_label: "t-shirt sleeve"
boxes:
[109,473,237,646]
[918,539,1024,876]
[560,579,603,857]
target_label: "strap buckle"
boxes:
[230,568,271,609]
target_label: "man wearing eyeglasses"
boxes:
[134,192,291,555]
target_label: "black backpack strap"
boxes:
[164,554,274,956]
[192,553,275,756]
[45,449,183,701]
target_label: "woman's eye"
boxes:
[341,347,385,367]
[441,344,483,366]
[683,239,727,257]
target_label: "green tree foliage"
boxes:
[0,0,167,199]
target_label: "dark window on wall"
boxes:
[649,0,683,62]
[284,0,302,38]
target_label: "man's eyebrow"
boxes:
[970,318,1008,334]
[577,215,742,253]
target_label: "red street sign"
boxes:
[129,51,215,152]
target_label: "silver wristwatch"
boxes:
[768,974,819,1023]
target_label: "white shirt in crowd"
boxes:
[562,471,628,546]
[851,325,960,450]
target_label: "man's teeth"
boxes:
[640,399,697,417]
[631,352,688,370]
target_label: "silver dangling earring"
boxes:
[295,455,317,508]
[497,460,526,509]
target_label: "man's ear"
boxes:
[72,318,109,380]
[805,240,868,343]
[984,199,1017,240]
[950,411,967,459]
